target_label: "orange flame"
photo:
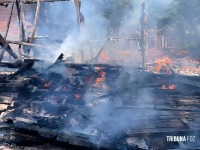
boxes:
[169,84,175,90]
[161,83,176,90]
[93,72,106,88]
[155,57,172,74]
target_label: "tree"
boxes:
[152,0,200,51]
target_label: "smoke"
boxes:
[60,67,165,147]
[27,0,139,63]
[55,0,175,64]
[23,0,175,63]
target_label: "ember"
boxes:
[169,83,175,90]
[161,83,176,90]
[43,81,52,88]
[93,71,106,88]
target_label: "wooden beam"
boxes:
[7,40,58,49]
[140,1,146,67]
[4,0,15,39]
[7,61,34,79]
[0,48,6,63]
[15,0,26,55]
[26,0,40,54]
[24,0,67,3]
[19,0,26,42]
[0,0,67,4]
[29,0,40,43]
[0,34,19,59]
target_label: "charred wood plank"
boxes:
[12,128,93,150]
[118,106,200,113]
[6,61,34,80]
[0,48,6,63]
[0,61,21,68]
[0,78,30,87]
[0,93,18,98]
[2,99,34,120]
[176,75,200,88]
[152,90,200,97]
[11,120,100,149]
[0,96,13,104]
[65,63,122,70]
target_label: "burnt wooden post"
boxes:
[154,28,158,48]
[25,0,41,54]
[74,0,85,63]
[30,0,40,43]
[4,0,15,39]
[16,0,26,55]
[74,0,81,32]
[140,1,146,67]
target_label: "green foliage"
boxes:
[156,0,200,51]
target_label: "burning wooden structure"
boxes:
[0,0,200,150]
